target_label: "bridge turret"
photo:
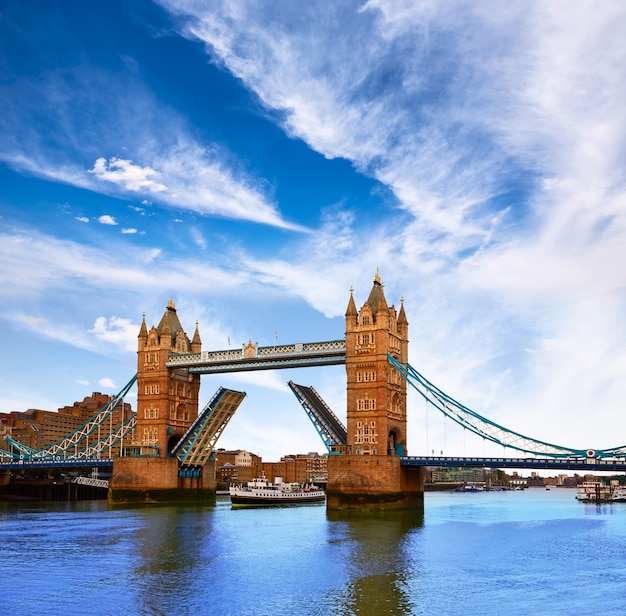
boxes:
[138,312,148,347]
[191,321,202,354]
[397,299,408,364]
[345,286,358,327]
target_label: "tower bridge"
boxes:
[3,272,625,509]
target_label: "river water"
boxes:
[1,488,625,615]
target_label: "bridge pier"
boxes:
[108,457,217,504]
[326,455,423,511]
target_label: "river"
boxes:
[1,488,625,615]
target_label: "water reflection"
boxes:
[126,505,215,615]
[325,509,424,614]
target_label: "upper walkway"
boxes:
[166,339,346,373]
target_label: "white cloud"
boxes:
[98,215,118,226]
[90,157,168,193]
[121,228,137,234]
[98,377,116,389]
[89,316,138,352]
[75,216,89,223]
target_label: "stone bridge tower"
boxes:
[344,271,408,456]
[134,299,201,457]
[326,273,423,510]
[109,300,217,504]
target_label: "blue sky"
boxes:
[2,1,626,462]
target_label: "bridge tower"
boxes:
[326,273,423,510]
[134,298,202,457]
[345,271,408,456]
[109,300,215,504]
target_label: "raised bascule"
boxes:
[4,272,626,507]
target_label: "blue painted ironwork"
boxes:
[401,456,626,472]
[171,387,247,468]
[0,458,114,470]
[166,340,346,373]
[4,374,137,463]
[388,353,626,460]
[288,381,347,452]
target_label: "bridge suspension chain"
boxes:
[6,374,137,461]
[388,354,623,459]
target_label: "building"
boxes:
[344,271,409,456]
[430,466,494,485]
[0,392,133,455]
[263,452,328,484]
[213,449,327,486]
[133,299,202,457]
[214,449,263,484]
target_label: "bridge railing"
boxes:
[167,340,346,366]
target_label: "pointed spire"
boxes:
[138,312,148,339]
[366,271,387,318]
[345,286,357,317]
[191,320,202,353]
[157,298,184,342]
[398,297,408,327]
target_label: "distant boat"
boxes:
[229,473,325,507]
[576,481,626,503]
[455,483,485,492]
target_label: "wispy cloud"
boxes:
[89,316,139,352]
[152,0,626,451]
[0,63,304,231]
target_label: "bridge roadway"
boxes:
[5,456,626,473]
[401,456,626,472]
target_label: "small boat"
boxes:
[229,473,325,507]
[455,483,485,492]
[576,481,626,503]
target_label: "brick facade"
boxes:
[344,273,409,457]
[134,299,202,457]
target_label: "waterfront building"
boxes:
[213,449,327,486]
[214,449,263,484]
[430,466,494,485]
[263,452,328,484]
[0,392,133,455]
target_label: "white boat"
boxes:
[576,481,626,503]
[229,474,325,507]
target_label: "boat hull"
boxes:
[230,493,326,507]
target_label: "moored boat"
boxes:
[229,474,325,507]
[576,481,626,503]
